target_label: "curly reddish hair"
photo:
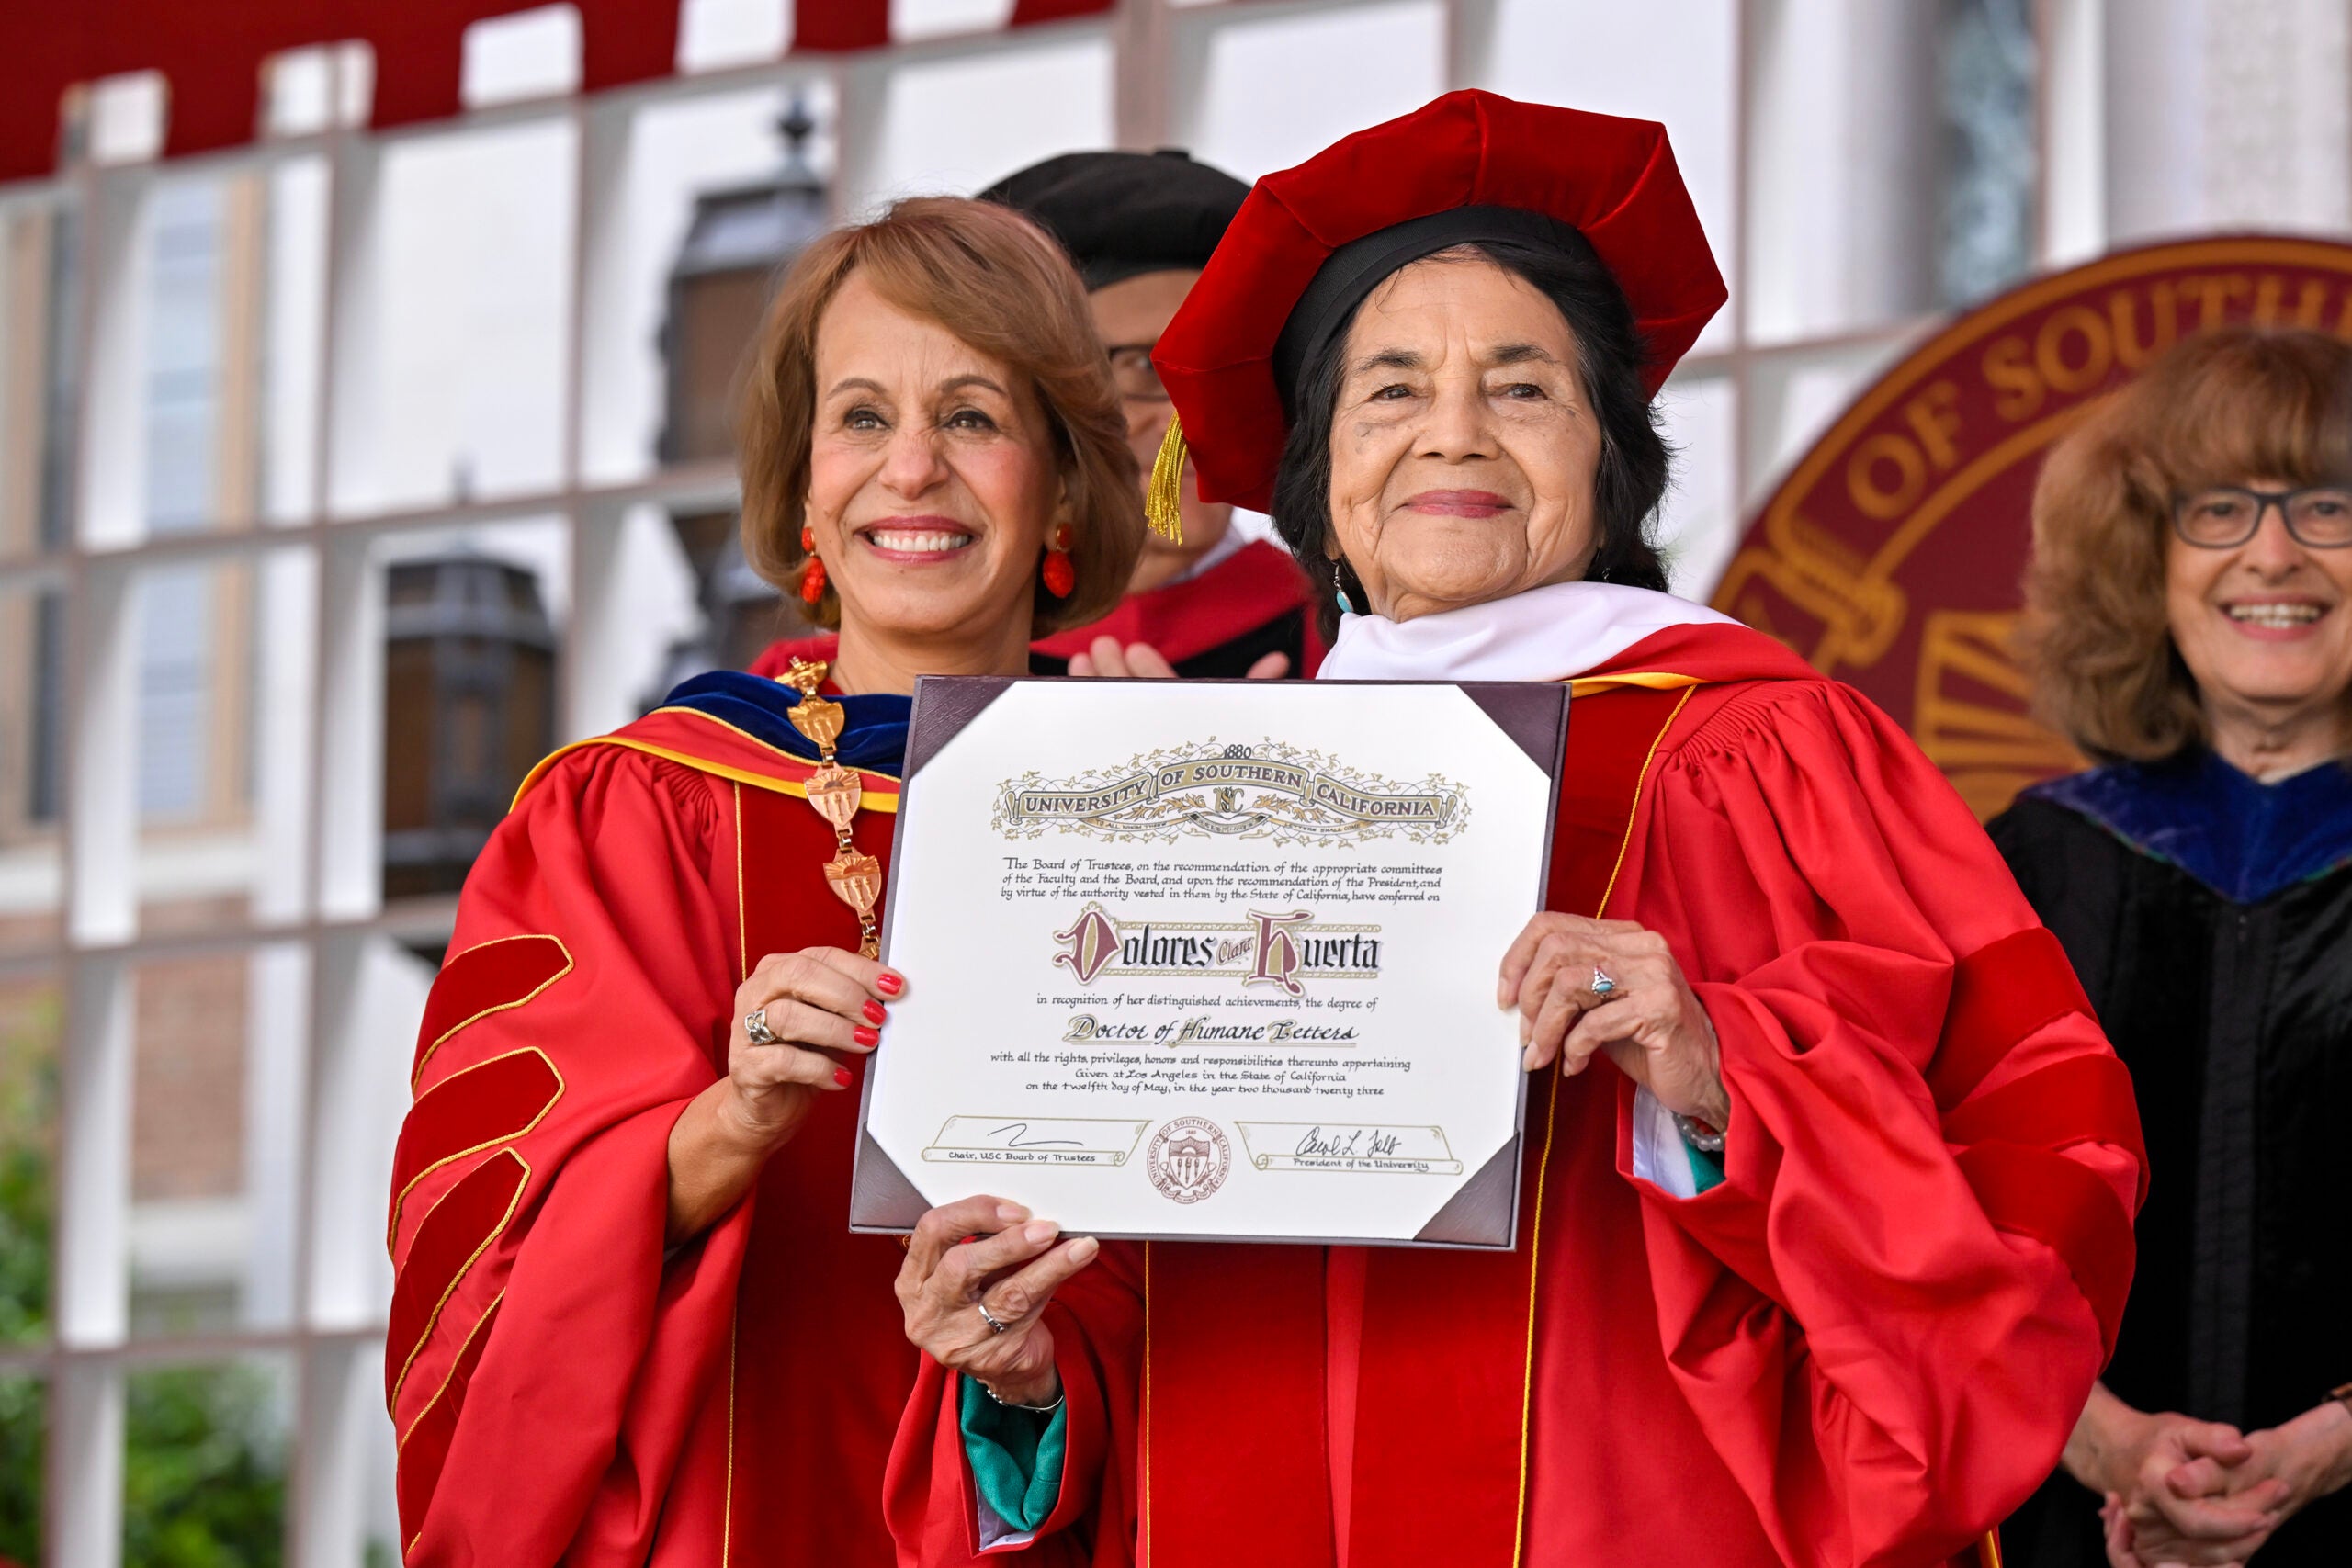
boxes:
[739,197,1142,636]
[2020,327,2352,761]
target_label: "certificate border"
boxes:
[849,676,1568,1251]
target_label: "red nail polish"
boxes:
[853,1025,880,1048]
[876,973,903,997]
[862,999,887,1025]
[833,1067,854,1088]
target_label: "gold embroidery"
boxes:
[410,934,574,1089]
[722,1314,739,1567]
[512,710,902,812]
[387,1048,565,1257]
[1595,688,1695,919]
[395,1288,507,1451]
[733,782,748,982]
[389,1150,531,1412]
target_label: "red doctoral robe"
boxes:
[886,623,2147,1568]
[748,539,1326,682]
[385,702,914,1565]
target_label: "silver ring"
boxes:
[743,1007,780,1046]
[1589,966,1618,998]
[977,1301,1011,1334]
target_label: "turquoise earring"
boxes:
[1333,562,1356,616]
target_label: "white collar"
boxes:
[1167,517,1257,586]
[1317,581,1737,683]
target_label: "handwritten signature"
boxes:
[985,1122,1085,1150]
[1293,1126,1405,1158]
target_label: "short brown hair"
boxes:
[2020,327,2352,761]
[740,197,1142,636]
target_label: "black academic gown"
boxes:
[1990,751,2352,1568]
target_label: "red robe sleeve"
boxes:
[886,1244,1144,1564]
[387,744,748,1565]
[1613,677,2145,1567]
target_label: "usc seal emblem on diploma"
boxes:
[1147,1117,1231,1204]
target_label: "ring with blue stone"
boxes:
[1589,966,1618,999]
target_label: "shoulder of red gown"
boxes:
[1581,619,1818,688]
[512,664,894,811]
[1032,539,1322,670]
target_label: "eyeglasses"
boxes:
[2171,485,2352,549]
[1105,344,1169,405]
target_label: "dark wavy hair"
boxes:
[1269,233,1670,637]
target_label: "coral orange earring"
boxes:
[1042,524,1075,598]
[800,524,827,604]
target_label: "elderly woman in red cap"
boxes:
[887,93,2143,1568]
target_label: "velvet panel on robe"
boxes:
[884,624,2145,1568]
[387,713,918,1566]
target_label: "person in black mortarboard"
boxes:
[987,150,1323,680]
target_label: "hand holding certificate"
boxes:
[854,676,1566,1247]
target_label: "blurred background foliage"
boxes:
[0,986,288,1565]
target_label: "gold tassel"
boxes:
[1144,412,1187,545]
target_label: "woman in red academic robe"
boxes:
[750,149,1323,688]
[885,93,2147,1568]
[384,197,1143,1565]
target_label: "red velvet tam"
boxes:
[1151,89,1726,515]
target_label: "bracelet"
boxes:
[978,1378,1065,1416]
[1673,1111,1725,1155]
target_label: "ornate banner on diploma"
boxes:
[851,678,1566,1248]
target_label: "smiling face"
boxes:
[1322,253,1602,624]
[2165,475,2352,764]
[807,271,1068,650]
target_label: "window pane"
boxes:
[332,119,578,515]
[578,83,831,486]
[0,972,57,1345]
[0,581,65,953]
[128,945,303,1339]
[854,36,1114,206]
[123,1358,289,1568]
[1177,2,1445,181]
[1473,0,1737,352]
[96,168,312,541]
[0,198,77,558]
[1655,376,1738,599]
[1747,2,1939,343]
[127,546,314,937]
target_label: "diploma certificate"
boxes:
[851,678,1566,1247]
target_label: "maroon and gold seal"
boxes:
[1147,1116,1231,1205]
[1715,234,2352,818]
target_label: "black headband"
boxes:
[1272,205,1589,417]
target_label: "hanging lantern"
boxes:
[381,553,557,899]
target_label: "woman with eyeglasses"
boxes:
[1993,328,2352,1568]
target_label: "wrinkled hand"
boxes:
[2082,1408,2284,1565]
[721,947,898,1149]
[1067,635,1288,680]
[2121,1401,2352,1563]
[896,1195,1100,1408]
[1496,914,1727,1129]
